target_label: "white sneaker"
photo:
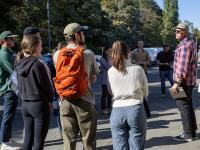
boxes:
[1,142,21,150]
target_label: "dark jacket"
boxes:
[0,46,15,96]
[15,56,53,102]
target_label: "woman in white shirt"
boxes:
[108,40,148,150]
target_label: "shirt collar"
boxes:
[176,36,189,48]
[67,43,78,49]
[1,46,12,52]
[180,36,189,44]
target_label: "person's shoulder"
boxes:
[35,58,46,68]
[130,65,144,72]
[143,49,149,53]
[84,49,95,57]
[157,51,162,56]
[108,66,115,73]
[132,49,138,53]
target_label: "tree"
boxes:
[161,0,179,46]
[101,0,163,48]
[139,0,163,46]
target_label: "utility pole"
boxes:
[47,0,51,52]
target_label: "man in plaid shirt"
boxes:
[172,23,198,142]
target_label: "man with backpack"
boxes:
[54,23,98,150]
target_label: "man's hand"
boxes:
[171,83,179,95]
[164,63,169,66]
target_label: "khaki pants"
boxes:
[60,99,97,150]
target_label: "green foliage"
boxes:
[161,0,179,46]
[1,0,199,53]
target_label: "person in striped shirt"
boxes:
[171,22,198,142]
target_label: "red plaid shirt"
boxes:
[173,36,197,86]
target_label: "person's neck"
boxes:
[138,48,143,52]
[2,44,11,49]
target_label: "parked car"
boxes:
[144,47,163,66]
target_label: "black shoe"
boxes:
[172,133,198,142]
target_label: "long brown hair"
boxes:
[112,40,129,74]
[16,35,41,61]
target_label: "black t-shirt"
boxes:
[156,51,173,71]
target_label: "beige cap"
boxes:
[64,23,88,36]
[176,23,189,32]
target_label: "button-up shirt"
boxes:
[173,36,197,86]
[130,48,150,74]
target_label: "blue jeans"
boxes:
[159,70,173,94]
[54,109,62,132]
[0,91,18,142]
[110,104,146,150]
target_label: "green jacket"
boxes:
[0,46,15,96]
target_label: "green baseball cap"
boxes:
[0,31,18,40]
[63,23,88,36]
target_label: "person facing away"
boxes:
[156,44,174,97]
[171,22,198,142]
[56,23,97,150]
[100,48,112,114]
[15,35,54,150]
[0,31,21,150]
[108,40,148,150]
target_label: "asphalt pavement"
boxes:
[0,65,200,150]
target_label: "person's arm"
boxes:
[35,61,54,102]
[91,52,100,75]
[156,53,170,66]
[175,46,191,81]
[171,46,191,94]
[107,71,113,96]
[156,60,169,66]
[144,51,151,65]
[0,51,14,74]
[100,58,109,72]
[139,68,149,97]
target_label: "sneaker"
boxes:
[102,109,109,115]
[172,133,197,142]
[1,142,21,150]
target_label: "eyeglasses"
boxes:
[175,30,183,34]
[175,30,182,34]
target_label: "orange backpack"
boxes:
[54,46,88,100]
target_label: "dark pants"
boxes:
[159,70,173,94]
[143,99,151,118]
[101,84,112,110]
[0,91,18,142]
[22,101,50,150]
[176,84,197,138]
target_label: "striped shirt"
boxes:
[173,36,197,86]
